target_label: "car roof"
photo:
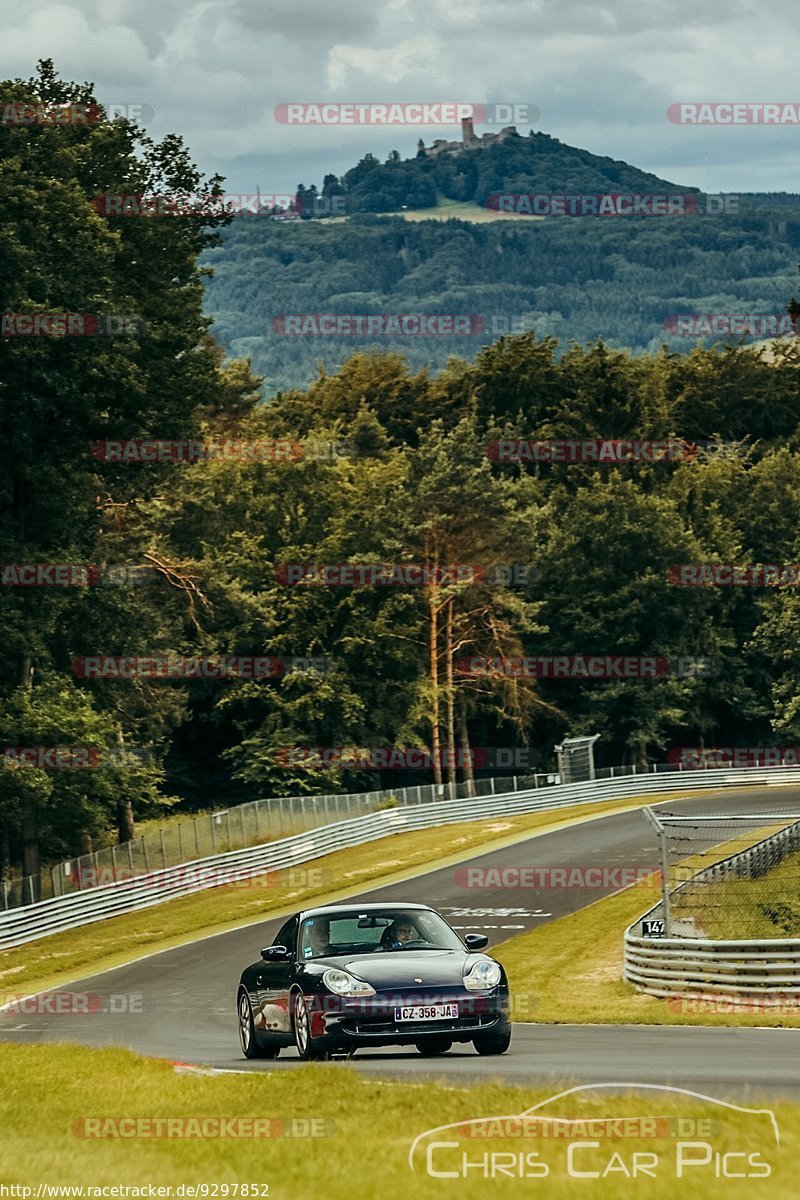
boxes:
[299,902,434,919]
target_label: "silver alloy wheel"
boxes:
[239,992,252,1053]
[294,993,310,1054]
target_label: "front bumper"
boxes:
[306,987,511,1047]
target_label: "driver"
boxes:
[380,918,416,949]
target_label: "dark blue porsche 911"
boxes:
[237,902,512,1060]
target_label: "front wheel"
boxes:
[293,992,326,1060]
[238,991,279,1059]
[473,1030,511,1056]
[415,1037,452,1056]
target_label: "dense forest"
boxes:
[4,65,800,887]
[203,207,800,392]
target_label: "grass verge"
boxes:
[673,844,800,939]
[0,795,655,997]
[493,871,800,1028]
[0,1043,797,1197]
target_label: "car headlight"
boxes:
[463,959,502,991]
[322,969,376,997]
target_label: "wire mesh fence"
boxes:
[1,768,571,910]
[644,808,800,939]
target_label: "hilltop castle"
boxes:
[417,117,519,158]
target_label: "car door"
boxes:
[254,916,298,1042]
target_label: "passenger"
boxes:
[303,917,333,957]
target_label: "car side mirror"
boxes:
[261,945,290,960]
[464,933,489,950]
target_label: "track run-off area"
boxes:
[2,786,799,1097]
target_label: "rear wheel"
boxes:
[473,1030,511,1056]
[293,992,326,1060]
[238,991,279,1060]
[415,1037,453,1056]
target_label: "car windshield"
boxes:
[298,909,465,958]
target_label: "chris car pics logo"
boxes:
[409,1084,779,1180]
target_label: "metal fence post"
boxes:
[160,829,167,868]
[644,806,671,936]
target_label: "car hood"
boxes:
[314,949,486,989]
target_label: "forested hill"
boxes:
[296,129,700,214]
[203,205,800,393]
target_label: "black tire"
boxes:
[415,1037,453,1056]
[292,991,326,1061]
[238,990,279,1060]
[473,1031,511,1056]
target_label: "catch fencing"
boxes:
[625,808,800,999]
[2,762,797,950]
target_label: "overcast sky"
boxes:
[2,0,798,196]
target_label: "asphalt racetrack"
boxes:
[3,787,799,1096]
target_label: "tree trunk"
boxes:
[116,726,135,842]
[445,599,456,793]
[429,590,442,787]
[1,820,10,881]
[22,811,40,901]
[459,706,475,797]
[18,654,39,894]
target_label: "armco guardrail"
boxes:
[625,810,800,999]
[624,934,800,999]
[2,769,558,909]
[2,764,797,951]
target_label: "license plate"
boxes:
[394,1003,459,1021]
